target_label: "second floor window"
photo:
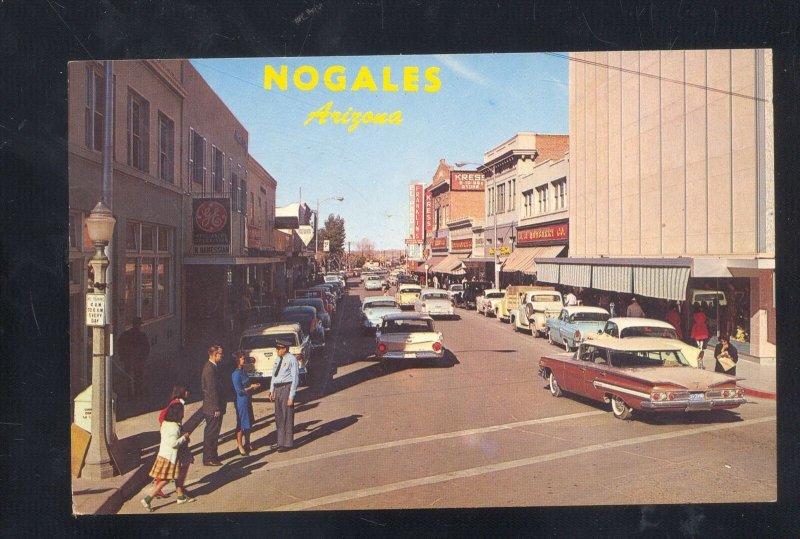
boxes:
[127,91,150,172]
[212,146,224,192]
[158,112,174,183]
[523,190,533,217]
[497,183,506,213]
[553,178,567,210]
[537,185,549,214]
[189,129,206,187]
[84,68,104,151]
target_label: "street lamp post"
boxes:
[456,161,500,289]
[314,196,344,275]
[83,201,117,479]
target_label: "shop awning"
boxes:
[503,245,565,274]
[183,256,283,265]
[430,254,467,275]
[633,266,691,301]
[535,263,560,284]
[465,256,495,264]
[414,256,445,273]
[592,265,632,293]
[559,263,592,288]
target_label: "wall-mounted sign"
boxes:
[297,225,314,246]
[86,293,106,327]
[450,171,485,191]
[431,237,447,250]
[517,222,569,245]
[425,189,434,233]
[323,239,330,252]
[488,246,512,256]
[192,198,231,255]
[450,238,473,251]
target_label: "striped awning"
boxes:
[414,256,445,274]
[633,266,691,301]
[559,263,592,288]
[535,263,560,284]
[502,245,565,274]
[430,254,467,275]
[592,265,633,293]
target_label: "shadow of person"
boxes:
[180,454,271,499]
[292,414,363,449]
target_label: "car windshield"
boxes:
[289,299,323,312]
[450,285,463,291]
[280,314,312,333]
[240,333,297,349]
[695,292,724,302]
[485,292,504,298]
[620,326,679,339]
[533,295,561,302]
[365,301,398,309]
[399,287,421,293]
[423,293,449,301]
[295,291,320,299]
[571,312,610,322]
[382,319,434,333]
[367,276,382,281]
[608,350,690,368]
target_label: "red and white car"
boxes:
[538,337,745,421]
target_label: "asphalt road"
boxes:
[118,278,776,513]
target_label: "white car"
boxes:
[239,322,311,381]
[476,289,505,317]
[364,274,385,291]
[414,289,455,319]
[361,296,402,333]
[376,313,444,360]
[585,317,704,368]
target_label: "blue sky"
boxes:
[192,53,569,250]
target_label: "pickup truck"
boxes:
[461,281,492,310]
[476,289,505,317]
[512,288,563,336]
[496,285,543,322]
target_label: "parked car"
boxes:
[239,322,311,381]
[546,306,611,351]
[288,297,331,331]
[364,274,385,291]
[295,288,334,315]
[447,283,464,304]
[396,283,423,309]
[361,296,402,333]
[476,289,506,317]
[496,285,543,323]
[512,288,563,336]
[586,317,704,368]
[279,305,325,345]
[461,281,492,309]
[414,289,455,319]
[375,313,444,361]
[538,338,745,420]
[397,274,419,287]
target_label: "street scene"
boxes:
[69,51,776,514]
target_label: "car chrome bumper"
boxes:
[640,398,746,410]
[381,351,444,359]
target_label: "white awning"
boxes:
[536,263,560,284]
[559,263,592,288]
[430,254,467,275]
[592,265,633,293]
[633,266,691,301]
[502,245,565,274]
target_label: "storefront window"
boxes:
[126,222,139,251]
[141,258,154,320]
[157,260,170,316]
[141,225,154,252]
[123,259,138,325]
[124,221,174,323]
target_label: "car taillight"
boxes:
[377,343,387,355]
[574,330,582,341]
[432,342,442,352]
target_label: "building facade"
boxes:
[537,50,774,362]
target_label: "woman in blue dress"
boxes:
[232,351,261,455]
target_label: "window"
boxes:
[523,190,533,217]
[212,146,224,192]
[232,172,240,212]
[84,68,104,151]
[122,221,174,324]
[240,175,248,215]
[553,178,567,210]
[127,91,150,172]
[488,187,494,216]
[158,112,174,183]
[537,185,549,214]
[510,179,515,210]
[497,183,506,213]
[189,128,206,187]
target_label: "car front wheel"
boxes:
[549,371,563,397]
[610,395,633,420]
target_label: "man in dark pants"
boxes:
[201,345,225,466]
[269,340,299,451]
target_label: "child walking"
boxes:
[141,402,196,511]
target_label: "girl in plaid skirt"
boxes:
[141,402,195,511]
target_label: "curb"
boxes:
[743,387,777,400]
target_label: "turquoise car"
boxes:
[546,306,610,352]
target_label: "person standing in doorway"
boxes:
[626,297,646,318]
[201,345,225,466]
[117,317,150,398]
[269,339,299,452]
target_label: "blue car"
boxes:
[361,296,402,333]
[546,306,610,352]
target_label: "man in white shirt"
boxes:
[564,289,578,306]
[269,339,300,451]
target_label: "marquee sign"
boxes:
[450,171,485,191]
[516,222,569,245]
[450,238,473,251]
[192,198,231,255]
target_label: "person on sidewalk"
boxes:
[626,297,646,318]
[564,289,578,306]
[232,351,260,455]
[141,402,195,511]
[664,302,683,339]
[690,303,710,350]
[151,385,191,499]
[269,339,299,452]
[117,317,150,398]
[201,345,226,466]
[714,334,739,375]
